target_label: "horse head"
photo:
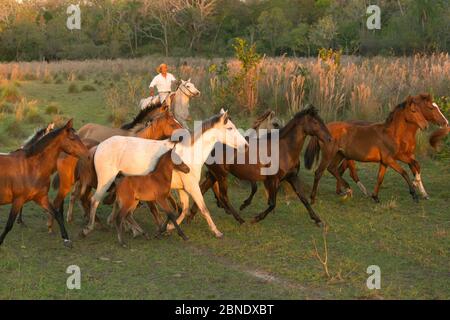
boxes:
[178,79,201,97]
[405,96,430,130]
[412,93,448,128]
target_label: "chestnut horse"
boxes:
[335,94,448,199]
[110,150,190,246]
[189,106,332,225]
[0,120,88,248]
[304,95,432,203]
[49,108,183,232]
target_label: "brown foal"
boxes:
[110,150,190,246]
[0,120,88,248]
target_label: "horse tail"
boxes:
[77,148,97,197]
[304,136,321,170]
[429,127,450,150]
[52,173,60,190]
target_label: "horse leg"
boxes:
[16,208,24,226]
[328,153,352,197]
[385,158,419,202]
[34,196,72,248]
[189,171,216,218]
[213,176,245,224]
[83,175,116,236]
[347,160,368,196]
[408,159,429,199]
[371,164,387,203]
[167,194,181,215]
[336,160,348,195]
[240,182,258,211]
[0,199,24,246]
[184,183,223,238]
[167,189,190,231]
[251,179,278,223]
[67,182,81,223]
[157,198,188,240]
[145,201,163,229]
[287,175,323,226]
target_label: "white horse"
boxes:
[139,79,200,128]
[83,110,247,238]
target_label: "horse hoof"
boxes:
[214,231,224,239]
[315,221,324,228]
[238,219,246,225]
[423,195,430,200]
[63,239,73,248]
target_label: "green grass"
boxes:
[0,80,448,299]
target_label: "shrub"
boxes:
[54,77,64,84]
[45,103,61,115]
[0,101,15,114]
[0,81,20,103]
[82,84,96,92]
[68,83,80,93]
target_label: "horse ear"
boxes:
[187,78,191,82]
[65,119,74,129]
[221,111,229,124]
[220,108,226,114]
[406,95,414,105]
[48,122,55,130]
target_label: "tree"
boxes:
[257,7,292,55]
[172,0,218,54]
[309,15,337,50]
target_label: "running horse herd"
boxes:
[0,80,448,247]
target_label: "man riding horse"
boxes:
[140,63,192,128]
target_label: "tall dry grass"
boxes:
[0,53,448,121]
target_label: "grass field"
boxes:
[0,78,448,300]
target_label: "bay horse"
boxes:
[83,110,247,238]
[49,108,183,232]
[110,150,190,246]
[304,95,432,203]
[189,106,332,225]
[11,122,56,225]
[0,119,88,248]
[335,94,448,199]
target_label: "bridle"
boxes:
[177,82,199,97]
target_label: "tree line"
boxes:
[0,0,448,61]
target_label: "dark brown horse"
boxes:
[0,120,88,248]
[335,94,448,199]
[190,106,332,225]
[304,95,435,203]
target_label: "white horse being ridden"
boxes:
[83,110,247,238]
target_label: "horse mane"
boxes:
[24,126,65,157]
[279,105,319,138]
[21,126,49,149]
[120,104,162,130]
[252,110,274,129]
[385,101,407,125]
[183,113,223,144]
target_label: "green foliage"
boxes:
[0,0,447,60]
[68,83,80,94]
